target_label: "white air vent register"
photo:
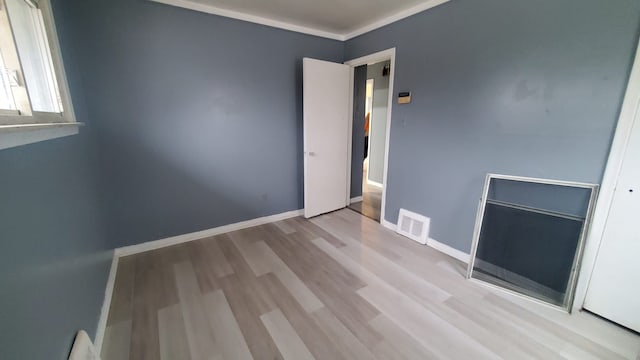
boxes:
[396,208,430,245]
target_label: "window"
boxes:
[0,0,78,150]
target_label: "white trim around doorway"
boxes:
[344,48,396,224]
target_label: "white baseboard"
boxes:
[381,219,396,231]
[427,238,470,263]
[350,196,363,203]
[94,253,119,354]
[115,209,304,257]
[382,219,470,263]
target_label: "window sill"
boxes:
[0,122,83,151]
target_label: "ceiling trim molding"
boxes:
[149,0,451,41]
[149,0,345,40]
[343,0,450,40]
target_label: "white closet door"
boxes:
[583,102,640,332]
[303,58,350,218]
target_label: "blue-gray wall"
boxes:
[60,0,343,248]
[0,2,112,358]
[345,0,640,252]
[0,136,112,360]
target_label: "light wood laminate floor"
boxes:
[349,168,382,221]
[102,209,640,360]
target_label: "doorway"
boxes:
[345,50,395,223]
[301,50,394,221]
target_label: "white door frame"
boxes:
[572,39,640,313]
[344,48,396,224]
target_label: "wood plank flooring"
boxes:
[101,209,640,360]
[349,178,382,221]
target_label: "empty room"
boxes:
[2,0,640,359]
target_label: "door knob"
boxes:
[308,151,316,156]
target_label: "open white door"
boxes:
[303,58,350,218]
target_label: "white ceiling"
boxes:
[152,0,450,40]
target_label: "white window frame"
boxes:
[0,0,80,150]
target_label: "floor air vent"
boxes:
[396,208,430,245]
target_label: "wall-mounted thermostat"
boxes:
[398,91,411,104]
